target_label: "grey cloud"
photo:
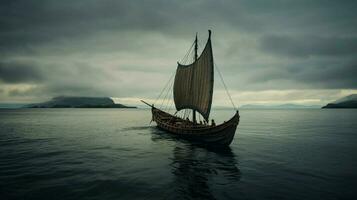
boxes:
[0,0,171,54]
[294,62,357,89]
[3,0,355,54]
[1,0,357,103]
[260,35,357,58]
[0,61,44,83]
[244,60,357,90]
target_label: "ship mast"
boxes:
[193,33,198,124]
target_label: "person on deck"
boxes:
[211,119,216,126]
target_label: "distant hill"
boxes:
[240,104,320,109]
[322,94,357,109]
[0,103,26,109]
[26,96,136,108]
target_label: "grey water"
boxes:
[0,108,356,200]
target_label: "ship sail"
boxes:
[173,32,214,121]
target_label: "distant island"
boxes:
[322,94,357,109]
[240,104,320,109]
[26,96,136,108]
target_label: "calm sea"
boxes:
[0,108,356,200]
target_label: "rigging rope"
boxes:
[160,76,173,109]
[154,71,175,106]
[168,92,175,113]
[214,62,237,110]
[180,41,195,65]
[163,79,174,111]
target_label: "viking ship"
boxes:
[142,30,239,146]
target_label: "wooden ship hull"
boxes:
[151,107,240,146]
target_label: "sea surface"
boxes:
[0,108,356,200]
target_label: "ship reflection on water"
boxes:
[151,129,241,199]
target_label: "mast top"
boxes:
[194,33,198,61]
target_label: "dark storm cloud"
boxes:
[3,0,354,53]
[298,62,357,88]
[260,35,357,58]
[0,61,43,83]
[0,0,171,54]
[1,0,357,57]
[1,0,357,102]
[247,60,357,90]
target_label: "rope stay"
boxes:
[163,79,174,111]
[160,76,172,109]
[214,62,237,110]
[154,71,175,106]
[180,40,195,65]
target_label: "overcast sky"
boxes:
[1,0,357,106]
